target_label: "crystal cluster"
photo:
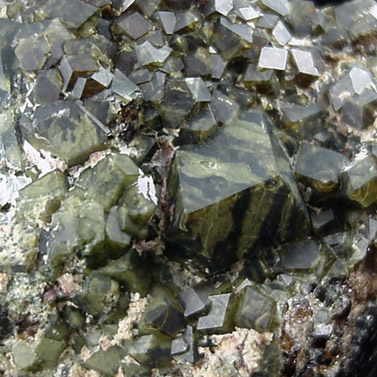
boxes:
[0,0,377,376]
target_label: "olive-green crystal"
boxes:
[295,142,347,203]
[341,155,377,207]
[75,272,120,316]
[83,345,127,376]
[12,336,67,372]
[235,285,277,332]
[21,100,109,166]
[47,197,106,265]
[142,285,185,336]
[99,249,152,296]
[168,110,310,267]
[129,333,172,368]
[77,153,139,211]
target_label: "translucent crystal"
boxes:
[185,77,211,102]
[59,54,99,92]
[136,0,161,16]
[99,250,152,296]
[174,10,199,32]
[21,100,108,166]
[34,69,62,104]
[135,40,172,66]
[83,346,127,376]
[175,325,200,363]
[155,11,176,34]
[280,103,321,129]
[272,21,291,46]
[211,16,253,59]
[0,109,22,169]
[258,47,288,71]
[260,0,290,17]
[215,0,233,16]
[234,0,260,21]
[184,48,212,77]
[115,11,153,40]
[329,66,376,111]
[210,53,227,79]
[210,90,240,124]
[180,106,218,143]
[155,79,195,128]
[287,0,317,37]
[341,155,377,207]
[197,293,234,333]
[139,71,166,102]
[342,89,377,129]
[235,285,276,331]
[257,13,279,29]
[294,142,346,203]
[349,67,376,95]
[76,272,120,316]
[168,114,310,266]
[171,336,189,355]
[179,286,210,318]
[129,334,172,368]
[311,208,337,235]
[105,206,132,249]
[143,285,185,336]
[291,49,319,77]
[78,154,139,211]
[15,35,50,71]
[280,239,321,272]
[244,65,279,96]
[37,0,98,29]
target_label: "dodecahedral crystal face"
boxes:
[168,109,310,268]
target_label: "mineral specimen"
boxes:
[1,0,377,376]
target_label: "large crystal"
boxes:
[168,110,310,268]
[20,100,109,166]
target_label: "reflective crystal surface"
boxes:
[168,113,310,267]
[258,47,288,71]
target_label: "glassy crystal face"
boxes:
[258,47,288,70]
[260,0,290,17]
[129,334,172,368]
[341,89,377,129]
[34,69,62,104]
[20,100,109,166]
[235,286,276,331]
[168,112,310,267]
[294,142,347,203]
[272,21,291,46]
[341,155,377,207]
[115,11,153,40]
[292,50,317,74]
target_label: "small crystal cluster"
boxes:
[1,0,377,376]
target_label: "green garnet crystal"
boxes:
[168,110,310,268]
